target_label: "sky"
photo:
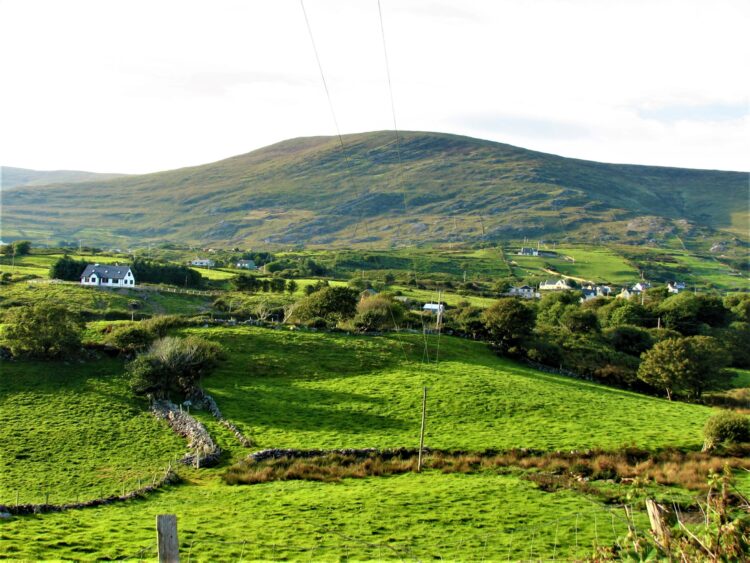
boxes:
[1,0,748,174]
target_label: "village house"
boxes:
[508,285,539,299]
[539,279,572,291]
[190,258,215,267]
[632,282,651,293]
[80,264,135,287]
[667,281,686,294]
[236,259,257,270]
[517,247,538,256]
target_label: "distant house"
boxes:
[617,287,638,300]
[236,259,257,270]
[190,259,215,267]
[667,281,686,294]
[508,285,539,299]
[632,282,651,293]
[81,264,135,287]
[539,279,572,291]
[423,303,445,315]
[581,284,612,299]
[518,247,538,256]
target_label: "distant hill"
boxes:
[0,166,126,190]
[1,131,747,247]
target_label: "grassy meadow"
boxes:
[0,326,678,560]
[0,359,184,506]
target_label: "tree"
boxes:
[49,256,88,281]
[637,336,731,400]
[2,240,32,256]
[658,293,729,335]
[353,295,405,332]
[482,298,535,352]
[293,286,358,324]
[3,304,84,358]
[286,280,299,294]
[232,274,260,292]
[559,308,599,333]
[605,325,654,356]
[127,336,224,399]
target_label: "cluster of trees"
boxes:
[232,274,296,294]
[448,290,750,401]
[131,258,203,288]
[264,257,327,277]
[1,240,32,256]
[49,256,89,280]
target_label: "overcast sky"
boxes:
[1,0,748,174]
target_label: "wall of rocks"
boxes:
[151,400,221,467]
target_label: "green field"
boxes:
[0,470,641,561]
[0,281,212,319]
[191,327,713,451]
[0,325,733,560]
[0,359,184,506]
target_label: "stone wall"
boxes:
[151,400,221,467]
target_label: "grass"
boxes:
[187,326,714,452]
[0,472,642,561]
[0,281,212,320]
[0,359,184,506]
[0,325,728,560]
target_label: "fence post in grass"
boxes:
[417,386,428,472]
[646,499,670,552]
[157,514,179,562]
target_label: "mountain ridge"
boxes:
[2,131,747,248]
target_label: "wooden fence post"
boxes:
[646,499,670,552]
[157,514,179,562]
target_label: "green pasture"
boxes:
[0,471,640,561]
[189,326,713,452]
[0,359,184,506]
[0,325,725,560]
[0,282,212,319]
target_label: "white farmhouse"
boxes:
[423,303,445,315]
[539,279,572,291]
[190,258,215,267]
[81,264,135,287]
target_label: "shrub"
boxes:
[141,315,190,336]
[293,286,358,324]
[353,295,405,332]
[703,412,750,451]
[106,324,155,352]
[127,336,225,399]
[2,304,84,359]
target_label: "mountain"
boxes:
[1,131,747,247]
[1,166,127,190]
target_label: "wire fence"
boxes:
[99,505,644,562]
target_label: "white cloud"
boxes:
[0,0,747,173]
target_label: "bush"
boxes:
[2,304,84,359]
[703,412,750,451]
[293,286,358,324]
[106,324,155,352]
[353,295,405,332]
[127,336,225,399]
[142,315,190,337]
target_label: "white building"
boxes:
[667,281,686,294]
[508,285,539,299]
[423,303,445,315]
[236,259,257,270]
[190,258,215,267]
[539,279,572,291]
[81,264,135,287]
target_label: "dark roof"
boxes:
[81,264,132,279]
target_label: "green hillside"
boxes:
[0,166,126,190]
[1,326,717,560]
[2,131,747,247]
